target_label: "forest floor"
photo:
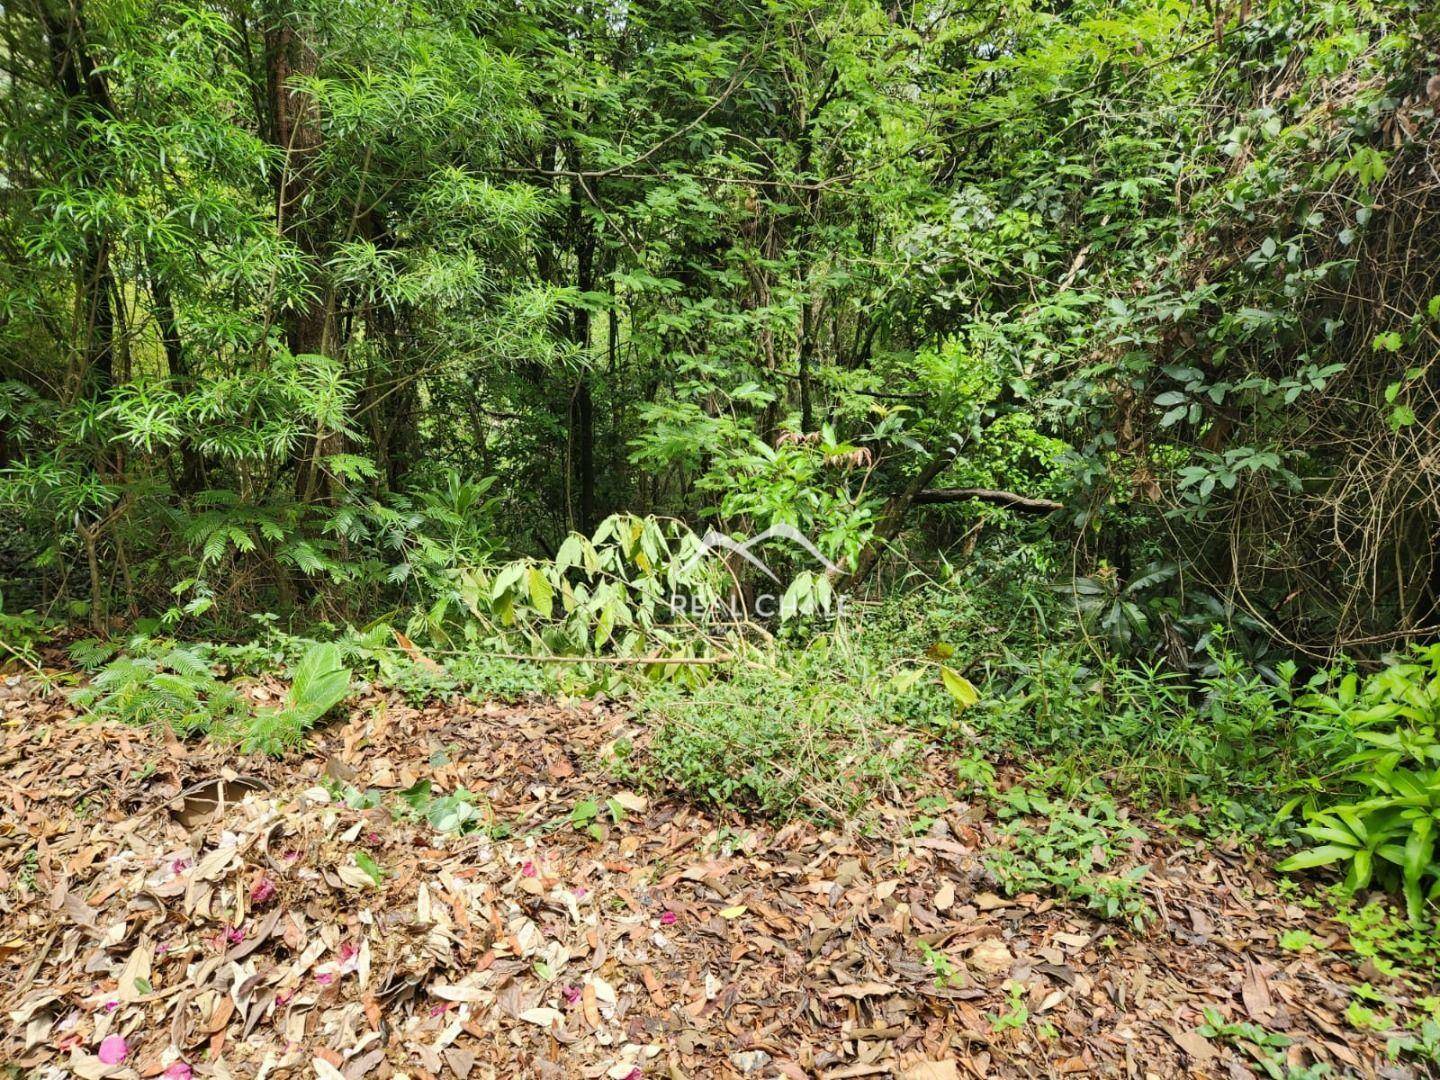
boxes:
[0,675,1429,1080]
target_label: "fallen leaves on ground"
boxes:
[0,674,1429,1078]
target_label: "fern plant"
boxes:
[72,639,351,755]
[72,645,247,738]
[242,642,352,755]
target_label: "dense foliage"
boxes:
[3,0,1440,936]
[3,0,1433,656]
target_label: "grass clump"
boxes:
[640,650,917,821]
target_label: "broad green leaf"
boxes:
[1277,844,1356,871]
[939,666,979,709]
[527,566,554,619]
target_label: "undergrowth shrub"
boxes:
[242,642,352,755]
[985,787,1152,928]
[0,592,51,669]
[71,643,248,738]
[640,649,918,820]
[856,577,1310,820]
[1280,645,1440,922]
[954,642,1305,820]
[71,638,351,754]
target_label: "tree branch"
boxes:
[913,487,1063,514]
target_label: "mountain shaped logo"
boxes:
[683,523,843,582]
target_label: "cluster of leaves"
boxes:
[638,649,920,821]
[1195,1008,1332,1079]
[0,592,52,669]
[71,639,350,754]
[244,643,352,755]
[70,643,249,739]
[983,788,1152,928]
[1280,646,1440,922]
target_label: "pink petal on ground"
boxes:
[250,876,275,903]
[659,911,677,926]
[521,860,537,878]
[163,1062,193,1079]
[97,1035,127,1064]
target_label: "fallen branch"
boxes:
[833,443,1064,589]
[913,487,1063,514]
[486,651,731,666]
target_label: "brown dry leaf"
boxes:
[1170,1028,1216,1063]
[392,630,443,671]
[823,982,897,1000]
[116,938,154,1003]
[1242,960,1274,1021]
[933,880,956,911]
[518,1007,565,1028]
[898,1062,959,1080]
[968,939,1013,975]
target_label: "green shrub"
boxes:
[72,644,248,738]
[956,640,1304,817]
[984,788,1152,928]
[72,639,351,755]
[641,652,917,820]
[243,642,352,754]
[1279,646,1440,921]
[0,593,51,669]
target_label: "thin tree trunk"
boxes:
[39,1,115,393]
[567,167,596,533]
[835,446,956,589]
[149,270,206,493]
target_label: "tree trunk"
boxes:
[149,270,207,493]
[567,168,596,533]
[834,445,957,589]
[264,8,335,507]
[39,1,115,392]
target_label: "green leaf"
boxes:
[1276,844,1356,871]
[527,566,554,619]
[1404,818,1434,886]
[354,851,384,887]
[289,642,351,724]
[939,666,979,709]
[399,779,433,810]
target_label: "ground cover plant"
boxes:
[1,0,1440,1073]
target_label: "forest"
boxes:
[1,0,1439,1074]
